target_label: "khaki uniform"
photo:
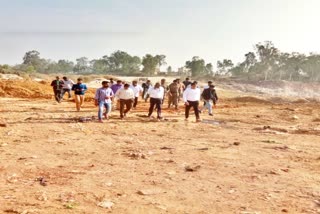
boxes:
[168,83,179,108]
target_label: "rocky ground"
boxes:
[0,80,320,214]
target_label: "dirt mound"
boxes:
[0,80,53,99]
[0,80,95,100]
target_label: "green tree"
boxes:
[26,65,35,74]
[205,63,214,76]
[255,41,280,80]
[155,55,167,68]
[185,56,206,77]
[74,57,90,74]
[57,60,74,73]
[2,64,9,70]
[217,59,234,75]
[22,50,42,71]
[142,54,159,76]
[106,51,141,75]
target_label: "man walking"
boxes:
[168,80,179,109]
[183,77,191,90]
[183,82,201,122]
[61,76,74,100]
[130,80,143,109]
[115,84,134,119]
[111,80,123,110]
[95,81,114,123]
[176,79,184,101]
[147,82,164,120]
[200,85,218,116]
[72,78,88,112]
[50,76,63,103]
[160,78,168,104]
[204,81,213,89]
[142,80,152,102]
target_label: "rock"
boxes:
[281,208,288,212]
[233,142,241,146]
[271,145,289,151]
[269,170,280,175]
[229,189,236,194]
[185,165,201,172]
[292,115,299,120]
[160,146,174,150]
[97,200,114,209]
[0,123,7,127]
[197,148,209,151]
[137,189,164,195]
[37,177,47,186]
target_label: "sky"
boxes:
[0,0,320,70]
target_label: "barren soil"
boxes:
[0,82,320,214]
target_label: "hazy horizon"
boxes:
[1,0,320,70]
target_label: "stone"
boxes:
[185,165,201,172]
[137,189,164,195]
[97,200,114,209]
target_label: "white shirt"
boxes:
[203,85,210,89]
[62,79,74,89]
[183,88,201,102]
[130,85,143,97]
[148,86,164,99]
[115,88,135,100]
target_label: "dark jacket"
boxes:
[72,83,88,95]
[50,80,63,90]
[202,88,218,104]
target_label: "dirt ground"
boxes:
[0,82,320,214]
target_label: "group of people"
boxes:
[50,76,87,111]
[51,76,218,122]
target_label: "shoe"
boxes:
[209,113,213,116]
[98,120,104,123]
[196,119,202,122]
[103,113,107,119]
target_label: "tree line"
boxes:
[9,50,168,76]
[1,41,320,82]
[229,41,320,82]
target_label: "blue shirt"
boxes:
[95,87,114,103]
[72,83,87,95]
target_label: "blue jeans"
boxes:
[201,100,213,114]
[98,101,112,120]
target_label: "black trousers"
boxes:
[185,100,200,119]
[53,89,62,102]
[133,97,138,108]
[120,99,133,118]
[148,98,162,118]
[61,89,72,99]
